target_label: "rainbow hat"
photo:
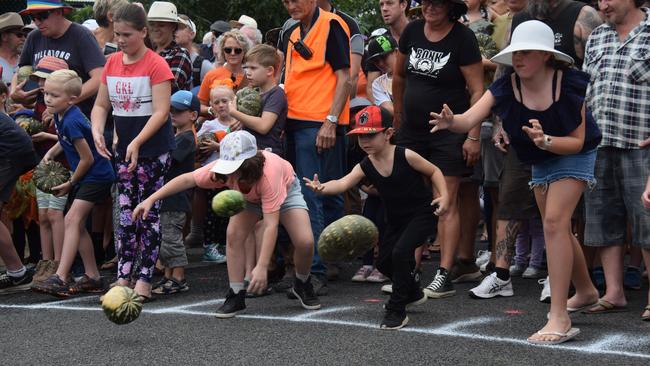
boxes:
[20,0,73,15]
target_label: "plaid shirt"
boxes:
[159,41,192,93]
[583,8,650,149]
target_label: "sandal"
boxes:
[582,298,628,314]
[642,305,650,321]
[100,256,118,271]
[528,327,580,345]
[152,278,189,295]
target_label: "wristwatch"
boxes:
[325,115,338,125]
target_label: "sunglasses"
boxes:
[10,30,27,38]
[224,47,243,55]
[30,10,55,22]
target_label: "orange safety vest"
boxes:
[284,10,351,125]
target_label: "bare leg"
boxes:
[280,209,314,277]
[494,219,521,269]
[566,232,599,308]
[439,176,460,270]
[39,208,54,261]
[225,210,259,284]
[642,249,650,318]
[55,200,98,279]
[47,209,65,261]
[599,245,627,307]
[0,203,23,271]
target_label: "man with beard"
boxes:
[511,0,602,67]
[0,13,28,87]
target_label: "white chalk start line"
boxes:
[1,298,650,360]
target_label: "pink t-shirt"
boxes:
[193,150,296,214]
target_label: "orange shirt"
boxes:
[198,66,245,104]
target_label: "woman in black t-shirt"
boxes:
[392,0,484,298]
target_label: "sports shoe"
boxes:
[469,272,514,299]
[351,266,373,282]
[290,276,321,310]
[68,275,106,294]
[624,266,642,290]
[0,269,34,295]
[153,278,190,295]
[450,260,483,283]
[31,260,50,283]
[381,309,408,330]
[539,276,551,303]
[475,250,491,268]
[366,268,389,283]
[424,269,455,298]
[31,274,69,298]
[522,266,547,279]
[311,275,328,296]
[407,288,428,308]
[509,264,526,277]
[381,283,393,294]
[215,289,246,318]
[203,243,227,263]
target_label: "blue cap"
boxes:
[171,90,200,112]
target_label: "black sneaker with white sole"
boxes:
[424,268,456,298]
[0,269,34,295]
[215,289,246,318]
[290,276,321,310]
[381,309,409,330]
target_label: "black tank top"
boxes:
[511,0,585,67]
[360,146,433,222]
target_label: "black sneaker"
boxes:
[423,268,456,299]
[287,274,328,298]
[407,288,428,307]
[31,274,69,298]
[381,309,408,330]
[0,269,34,295]
[215,289,246,318]
[290,277,321,310]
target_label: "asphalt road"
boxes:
[1,251,649,365]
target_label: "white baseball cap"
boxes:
[491,20,573,67]
[210,131,258,175]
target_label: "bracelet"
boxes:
[466,136,479,142]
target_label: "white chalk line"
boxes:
[1,301,650,360]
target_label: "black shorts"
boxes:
[395,130,471,177]
[496,148,540,220]
[0,155,38,203]
[70,182,112,204]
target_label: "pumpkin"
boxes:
[198,132,218,146]
[236,87,262,117]
[211,189,246,217]
[318,215,379,261]
[476,33,499,59]
[101,286,143,325]
[16,66,33,85]
[32,161,71,194]
[16,115,44,135]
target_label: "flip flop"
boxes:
[582,299,628,314]
[528,327,580,345]
[567,301,599,313]
[642,305,650,321]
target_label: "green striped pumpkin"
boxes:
[318,215,379,261]
[101,286,143,325]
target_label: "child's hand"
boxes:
[125,140,141,172]
[303,174,324,193]
[93,129,112,159]
[132,199,153,221]
[51,181,72,197]
[522,119,545,148]
[200,139,220,152]
[229,119,243,132]
[642,188,650,210]
[247,265,268,295]
[431,195,449,216]
[429,104,454,134]
[228,96,238,115]
[31,132,55,143]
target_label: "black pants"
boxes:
[377,212,437,311]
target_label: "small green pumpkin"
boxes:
[32,161,70,194]
[101,285,143,325]
[318,215,379,261]
[236,87,262,117]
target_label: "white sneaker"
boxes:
[366,268,389,283]
[469,272,514,299]
[381,283,393,294]
[351,266,373,282]
[522,266,547,279]
[539,276,551,303]
[475,250,491,268]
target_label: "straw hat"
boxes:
[147,1,179,23]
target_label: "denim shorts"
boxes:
[529,149,597,192]
[585,147,650,248]
[246,177,308,217]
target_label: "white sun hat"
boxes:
[491,20,574,67]
[147,1,179,23]
[210,131,258,175]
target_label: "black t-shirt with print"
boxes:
[398,20,481,140]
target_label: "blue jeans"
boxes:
[286,126,347,276]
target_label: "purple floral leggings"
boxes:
[116,153,170,283]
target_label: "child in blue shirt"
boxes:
[33,70,115,298]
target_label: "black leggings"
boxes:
[377,213,437,311]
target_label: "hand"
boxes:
[41,109,54,128]
[132,199,153,221]
[92,129,112,159]
[316,121,336,153]
[247,265,268,295]
[10,80,39,104]
[125,140,141,172]
[42,154,51,163]
[492,125,510,153]
[199,139,220,152]
[432,195,449,216]
[640,136,650,148]
[303,174,324,193]
[31,132,55,143]
[360,184,378,196]
[228,96,238,114]
[51,181,72,197]
[229,119,243,132]
[429,104,454,134]
[521,119,545,149]
[462,138,480,167]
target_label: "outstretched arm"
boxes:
[303,164,366,195]
[429,91,496,134]
[132,172,197,220]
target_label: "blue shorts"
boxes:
[246,177,308,217]
[529,149,597,191]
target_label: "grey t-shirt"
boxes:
[19,23,105,116]
[0,57,17,86]
[245,85,287,157]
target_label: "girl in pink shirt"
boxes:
[133,131,321,317]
